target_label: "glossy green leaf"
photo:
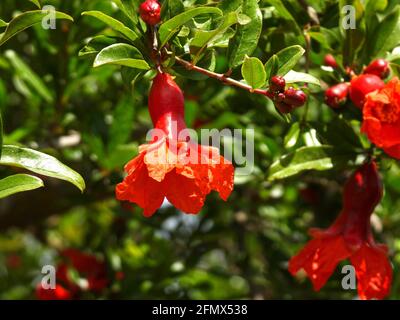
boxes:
[0,174,44,199]
[79,35,118,57]
[0,10,73,46]
[241,56,266,89]
[284,70,320,86]
[29,0,41,8]
[267,146,350,181]
[190,12,239,57]
[0,145,85,192]
[274,45,305,76]
[0,19,8,28]
[113,0,141,24]
[81,11,138,42]
[265,54,279,82]
[159,7,223,47]
[228,0,262,68]
[284,123,300,149]
[93,43,150,69]
[5,50,54,103]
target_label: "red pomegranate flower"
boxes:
[289,162,392,300]
[116,72,234,217]
[36,249,108,300]
[361,77,400,159]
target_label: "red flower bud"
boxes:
[269,76,286,93]
[139,0,161,25]
[324,54,338,69]
[325,83,349,108]
[349,74,385,109]
[283,87,307,107]
[275,101,293,114]
[342,161,383,215]
[364,59,390,79]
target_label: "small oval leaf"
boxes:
[241,56,267,89]
[94,43,150,69]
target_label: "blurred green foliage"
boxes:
[0,0,399,300]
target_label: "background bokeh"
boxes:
[0,0,399,299]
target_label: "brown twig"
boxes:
[174,56,271,98]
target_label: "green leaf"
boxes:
[228,0,262,68]
[265,54,279,82]
[0,110,3,157]
[161,0,185,20]
[0,19,8,28]
[241,56,266,89]
[113,0,141,24]
[0,174,44,199]
[81,11,138,43]
[190,12,239,57]
[0,145,85,192]
[266,0,302,35]
[274,45,305,76]
[159,7,223,47]
[93,43,150,69]
[284,123,300,149]
[218,0,243,13]
[79,35,118,57]
[284,70,320,86]
[267,146,351,181]
[369,6,400,58]
[5,50,54,103]
[29,0,42,8]
[0,10,73,46]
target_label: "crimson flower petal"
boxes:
[350,244,392,300]
[289,235,351,291]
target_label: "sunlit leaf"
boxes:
[0,174,44,199]
[0,145,85,192]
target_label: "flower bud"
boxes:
[324,54,338,69]
[269,76,286,93]
[275,101,293,114]
[139,0,161,25]
[364,59,390,79]
[325,83,349,108]
[349,74,385,109]
[283,88,307,107]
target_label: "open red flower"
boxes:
[361,77,400,159]
[289,162,392,300]
[116,73,234,217]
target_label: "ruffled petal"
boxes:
[143,139,176,182]
[116,153,165,217]
[350,244,392,300]
[181,144,234,201]
[383,144,400,159]
[165,170,206,214]
[289,235,351,291]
